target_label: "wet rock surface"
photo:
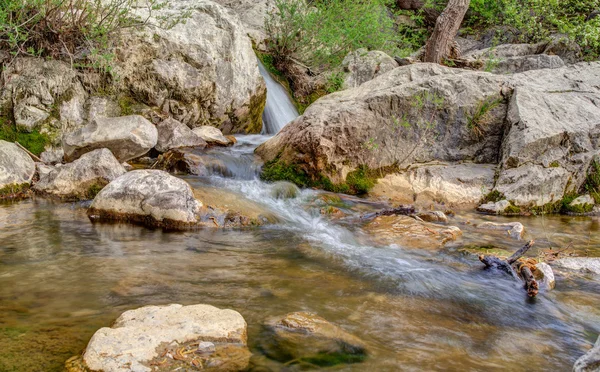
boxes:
[365,215,462,249]
[261,312,367,367]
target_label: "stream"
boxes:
[0,62,599,372]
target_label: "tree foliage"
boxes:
[265,0,401,70]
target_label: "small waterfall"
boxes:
[258,59,299,135]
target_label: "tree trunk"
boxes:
[396,0,440,26]
[423,0,470,64]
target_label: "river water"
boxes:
[0,66,599,372]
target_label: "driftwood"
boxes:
[361,205,416,220]
[479,240,539,297]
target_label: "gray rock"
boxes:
[156,118,207,152]
[417,210,448,223]
[0,140,35,190]
[40,147,64,165]
[535,262,556,290]
[573,335,600,372]
[83,304,248,372]
[477,221,524,240]
[35,163,55,181]
[553,257,600,275]
[495,165,571,207]
[261,312,367,366]
[489,54,565,74]
[341,49,399,89]
[63,115,158,162]
[478,200,511,214]
[114,0,266,134]
[86,96,121,122]
[88,170,202,228]
[371,163,496,206]
[213,0,275,44]
[191,125,231,146]
[34,149,126,200]
[0,58,87,136]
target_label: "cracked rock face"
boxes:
[88,170,201,228]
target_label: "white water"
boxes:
[258,59,299,134]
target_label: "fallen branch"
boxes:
[479,240,539,297]
[15,141,42,162]
[361,205,416,220]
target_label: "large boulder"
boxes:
[114,0,266,134]
[573,335,600,372]
[0,58,87,139]
[63,115,158,162]
[463,43,565,74]
[341,49,399,89]
[33,149,126,200]
[88,170,201,229]
[261,312,367,367]
[256,62,600,208]
[0,140,35,194]
[81,304,249,372]
[155,118,206,152]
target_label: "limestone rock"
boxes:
[495,165,571,207]
[573,335,600,372]
[156,148,231,177]
[192,126,231,146]
[553,258,600,275]
[0,140,35,190]
[63,115,158,162]
[371,164,496,206]
[156,118,207,152]
[476,221,524,240]
[114,0,266,134]
[417,210,448,223]
[365,215,462,249]
[463,43,565,74]
[341,49,399,89]
[82,304,248,372]
[478,200,511,214]
[40,147,64,165]
[213,0,275,44]
[88,170,201,229]
[261,312,367,366]
[34,149,126,200]
[0,58,87,136]
[85,96,121,122]
[535,262,555,290]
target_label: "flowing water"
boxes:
[258,60,299,135]
[0,68,599,372]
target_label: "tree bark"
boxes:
[423,0,470,64]
[396,0,441,26]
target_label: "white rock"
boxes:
[477,221,525,240]
[573,335,600,372]
[553,257,600,275]
[34,149,126,200]
[83,304,247,372]
[40,147,64,165]
[192,125,231,146]
[535,262,555,290]
[88,170,201,228]
[156,118,207,152]
[478,200,511,214]
[570,194,595,207]
[63,115,158,162]
[0,140,35,189]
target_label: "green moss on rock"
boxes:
[0,117,50,156]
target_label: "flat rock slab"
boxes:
[82,304,248,372]
[476,221,525,240]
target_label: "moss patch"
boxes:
[585,159,600,204]
[0,183,30,199]
[260,156,383,195]
[0,117,50,156]
[118,96,136,116]
[481,190,505,203]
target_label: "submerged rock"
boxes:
[157,148,230,176]
[365,215,462,249]
[63,115,158,162]
[261,312,367,366]
[270,181,300,199]
[573,335,600,372]
[417,210,448,223]
[0,140,35,193]
[476,221,525,240]
[81,304,249,372]
[155,118,207,152]
[34,149,126,200]
[88,170,201,229]
[553,258,600,275]
[192,126,231,146]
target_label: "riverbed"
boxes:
[1,134,599,371]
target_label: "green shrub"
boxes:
[585,159,600,203]
[265,0,401,71]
